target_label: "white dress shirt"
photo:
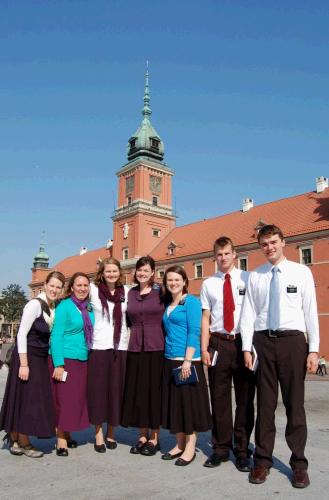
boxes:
[240,258,319,353]
[89,283,130,350]
[200,267,249,334]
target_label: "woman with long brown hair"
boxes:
[50,272,94,456]
[88,258,130,452]
[0,271,65,457]
[161,265,211,466]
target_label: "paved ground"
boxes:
[0,368,328,500]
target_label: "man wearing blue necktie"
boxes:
[241,224,319,489]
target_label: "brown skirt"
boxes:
[162,359,212,435]
[49,357,89,432]
[87,349,127,426]
[121,350,163,429]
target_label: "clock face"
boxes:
[149,175,162,194]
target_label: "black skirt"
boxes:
[161,359,212,435]
[121,350,163,429]
[87,349,127,426]
[0,345,55,437]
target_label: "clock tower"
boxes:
[112,68,176,266]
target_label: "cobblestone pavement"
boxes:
[0,368,328,500]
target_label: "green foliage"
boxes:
[0,284,28,323]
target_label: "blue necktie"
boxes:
[269,266,280,331]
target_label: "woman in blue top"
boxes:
[50,272,94,456]
[161,265,211,466]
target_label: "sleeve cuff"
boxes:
[242,339,252,352]
[308,342,319,354]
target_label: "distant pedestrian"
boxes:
[316,356,327,376]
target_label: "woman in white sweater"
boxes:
[87,257,130,452]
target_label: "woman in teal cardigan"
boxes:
[50,272,94,456]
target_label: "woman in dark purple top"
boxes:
[121,256,165,456]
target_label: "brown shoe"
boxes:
[291,469,310,488]
[249,466,270,484]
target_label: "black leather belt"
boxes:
[255,329,303,338]
[211,332,241,341]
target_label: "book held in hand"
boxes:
[251,345,258,372]
[172,365,199,385]
[207,346,218,366]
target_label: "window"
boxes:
[152,228,160,237]
[168,241,177,256]
[157,269,165,279]
[151,138,160,150]
[122,248,129,260]
[152,196,158,206]
[127,196,132,205]
[238,257,248,271]
[126,175,135,194]
[195,263,203,279]
[300,246,313,265]
[129,138,136,149]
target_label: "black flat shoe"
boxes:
[140,441,160,456]
[67,440,78,449]
[236,456,251,472]
[105,440,117,450]
[130,440,146,454]
[175,453,196,466]
[56,448,68,457]
[161,451,183,461]
[94,443,106,453]
[203,453,229,468]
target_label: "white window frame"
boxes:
[122,247,129,260]
[195,262,203,279]
[238,256,248,271]
[152,228,161,238]
[299,245,313,265]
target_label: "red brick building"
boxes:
[30,72,329,356]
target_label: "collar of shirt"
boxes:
[215,267,238,280]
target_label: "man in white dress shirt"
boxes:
[201,236,255,472]
[241,224,319,488]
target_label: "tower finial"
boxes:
[142,61,151,119]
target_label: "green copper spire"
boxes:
[142,61,152,119]
[127,63,164,162]
[33,231,49,269]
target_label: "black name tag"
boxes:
[287,286,297,293]
[238,288,246,296]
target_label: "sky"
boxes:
[1,0,328,291]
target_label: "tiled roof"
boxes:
[52,247,111,278]
[151,189,329,261]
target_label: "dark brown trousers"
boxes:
[208,335,255,457]
[253,331,308,470]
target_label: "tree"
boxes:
[0,284,28,323]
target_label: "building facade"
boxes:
[30,72,329,356]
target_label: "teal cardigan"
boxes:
[50,297,95,367]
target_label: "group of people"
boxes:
[0,224,319,489]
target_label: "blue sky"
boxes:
[1,0,328,291]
